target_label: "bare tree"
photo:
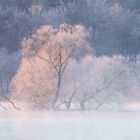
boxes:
[78,56,131,110]
[57,55,130,111]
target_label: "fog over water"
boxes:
[0,112,140,140]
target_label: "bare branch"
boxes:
[48,52,59,74]
[36,54,50,63]
[0,103,8,111]
[5,97,20,110]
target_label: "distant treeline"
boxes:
[1,0,140,11]
[0,0,140,60]
[0,0,73,9]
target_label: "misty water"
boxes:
[0,112,140,140]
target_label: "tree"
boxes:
[0,48,21,110]
[51,55,135,111]
[60,55,131,110]
[78,56,133,110]
[40,0,72,7]
[11,56,55,110]
[0,6,32,51]
[22,23,91,109]
[107,0,140,11]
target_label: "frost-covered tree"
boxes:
[11,54,140,111]
[0,7,33,51]
[11,56,55,110]
[107,0,140,11]
[0,4,67,51]
[57,55,135,110]
[21,24,91,109]
[64,0,140,58]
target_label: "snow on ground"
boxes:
[0,112,140,140]
[1,100,140,112]
[0,101,30,111]
[122,102,140,112]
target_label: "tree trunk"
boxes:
[51,74,61,110]
[80,100,86,110]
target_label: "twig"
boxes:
[0,103,8,111]
[5,98,20,110]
